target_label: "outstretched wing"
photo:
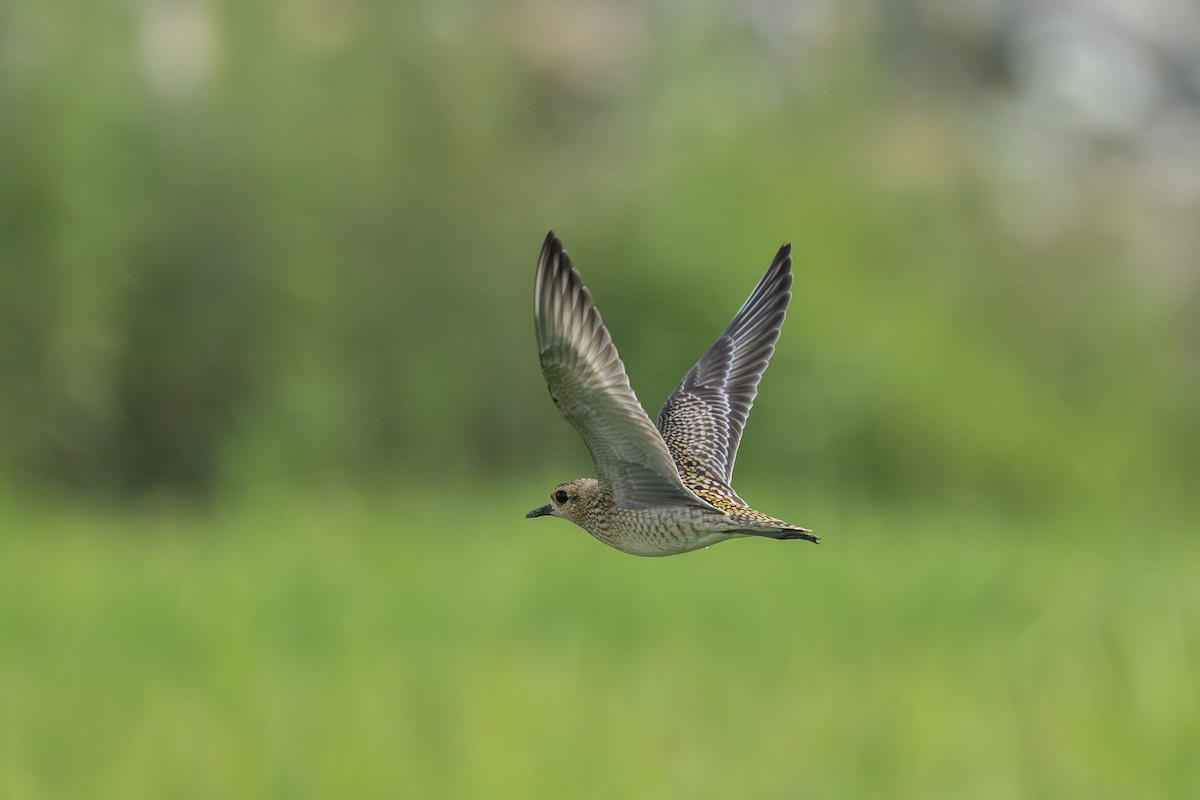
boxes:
[535,232,705,509]
[657,244,793,491]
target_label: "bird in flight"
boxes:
[526,232,817,556]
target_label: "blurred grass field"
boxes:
[3,487,1196,799]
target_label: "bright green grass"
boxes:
[1,488,1197,799]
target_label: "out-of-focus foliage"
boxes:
[2,494,1198,798]
[2,0,1198,519]
[3,5,1200,796]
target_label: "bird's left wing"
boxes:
[535,232,706,509]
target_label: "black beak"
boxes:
[525,504,553,518]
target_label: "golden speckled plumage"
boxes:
[526,232,817,556]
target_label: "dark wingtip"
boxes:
[539,231,573,271]
[773,243,792,273]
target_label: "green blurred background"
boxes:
[2,0,1198,797]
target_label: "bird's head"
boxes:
[525,478,601,528]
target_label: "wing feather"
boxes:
[535,233,705,509]
[657,244,793,488]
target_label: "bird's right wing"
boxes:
[535,233,705,509]
[657,244,793,489]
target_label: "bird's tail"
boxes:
[741,520,820,544]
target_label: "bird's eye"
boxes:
[553,490,570,504]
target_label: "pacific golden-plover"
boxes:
[526,232,818,556]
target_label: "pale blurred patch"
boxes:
[138,0,220,100]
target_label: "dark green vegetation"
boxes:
[4,1,1197,511]
[3,2,1199,797]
